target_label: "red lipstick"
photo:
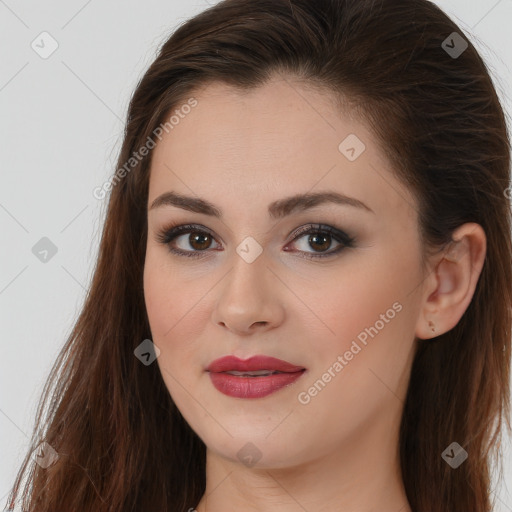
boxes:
[206,355,306,399]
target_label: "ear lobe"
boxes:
[415,223,486,340]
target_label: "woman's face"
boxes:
[143,76,427,469]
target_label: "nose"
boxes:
[211,251,285,336]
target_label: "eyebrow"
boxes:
[148,190,374,219]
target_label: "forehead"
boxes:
[148,77,416,221]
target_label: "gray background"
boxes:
[1,0,511,509]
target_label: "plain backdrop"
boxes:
[1,0,511,509]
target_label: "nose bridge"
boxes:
[224,240,270,303]
[212,240,283,333]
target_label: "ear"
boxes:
[415,223,487,340]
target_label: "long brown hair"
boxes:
[6,0,511,510]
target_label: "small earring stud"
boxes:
[428,320,436,334]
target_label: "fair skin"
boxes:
[143,75,486,512]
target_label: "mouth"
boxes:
[222,369,284,377]
[206,355,306,399]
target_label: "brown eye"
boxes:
[157,223,354,260]
[166,227,220,255]
[287,224,354,259]
[187,231,213,251]
[155,224,220,258]
[306,233,332,252]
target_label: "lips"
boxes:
[206,355,305,374]
[206,355,306,399]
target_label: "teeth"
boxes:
[225,370,280,377]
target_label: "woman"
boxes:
[6,0,511,510]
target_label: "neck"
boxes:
[194,410,411,512]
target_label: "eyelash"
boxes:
[155,222,355,260]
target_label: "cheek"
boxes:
[299,245,419,403]
[144,256,172,340]
[291,264,416,445]
[143,250,210,384]
[144,249,199,338]
[307,262,407,354]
